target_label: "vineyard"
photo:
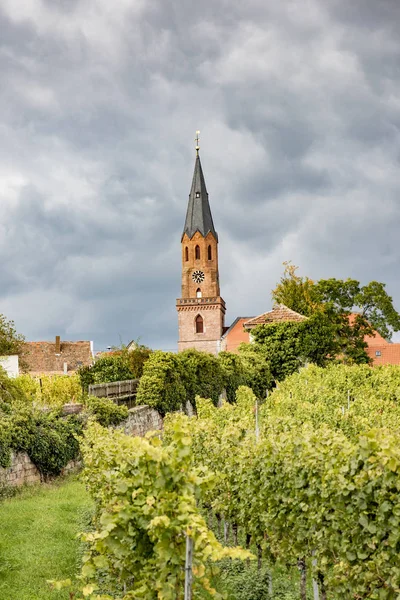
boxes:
[65,364,400,599]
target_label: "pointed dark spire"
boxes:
[182,154,218,241]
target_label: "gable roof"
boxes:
[221,317,255,339]
[348,312,389,346]
[22,340,94,374]
[182,153,217,241]
[244,304,307,329]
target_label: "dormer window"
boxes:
[195,192,200,198]
[376,350,381,357]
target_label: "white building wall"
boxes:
[0,355,19,378]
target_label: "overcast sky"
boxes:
[1,0,400,351]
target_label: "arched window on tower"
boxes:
[185,247,189,261]
[208,245,212,260]
[195,315,204,334]
[195,245,200,260]
[196,288,202,298]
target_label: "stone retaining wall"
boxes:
[0,452,81,487]
[0,405,163,488]
[121,405,163,437]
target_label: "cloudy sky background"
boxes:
[1,0,400,351]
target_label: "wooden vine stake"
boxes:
[312,554,320,600]
[184,535,194,600]
[255,399,260,442]
[298,558,307,600]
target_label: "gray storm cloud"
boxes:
[0,0,400,350]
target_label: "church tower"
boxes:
[176,138,226,354]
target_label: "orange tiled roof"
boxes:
[348,312,388,347]
[367,343,400,366]
[244,304,307,329]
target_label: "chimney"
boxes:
[55,335,61,354]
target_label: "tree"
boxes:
[237,344,274,398]
[272,263,400,363]
[123,341,152,379]
[178,349,225,407]
[218,351,247,403]
[272,261,319,317]
[78,355,134,391]
[249,310,357,381]
[109,341,152,379]
[0,314,26,367]
[136,351,186,415]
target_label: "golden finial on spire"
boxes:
[195,130,200,155]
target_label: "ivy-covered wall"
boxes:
[0,452,80,487]
[0,404,163,488]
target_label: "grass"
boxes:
[0,475,92,600]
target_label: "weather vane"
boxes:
[195,130,200,155]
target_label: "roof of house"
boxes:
[222,317,255,339]
[182,153,217,241]
[244,304,307,329]
[367,343,400,366]
[348,313,389,347]
[22,340,94,374]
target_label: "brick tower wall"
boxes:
[177,301,225,355]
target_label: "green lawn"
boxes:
[0,475,92,600]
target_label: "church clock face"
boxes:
[192,270,205,284]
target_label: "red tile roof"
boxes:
[366,344,400,366]
[244,304,307,329]
[348,313,388,346]
[22,340,94,374]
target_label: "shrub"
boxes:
[217,560,271,600]
[218,352,248,403]
[9,408,83,478]
[0,366,26,407]
[238,344,274,399]
[0,417,12,468]
[78,356,134,391]
[27,413,82,478]
[118,342,152,379]
[178,349,225,407]
[15,374,83,408]
[85,396,128,427]
[136,351,186,415]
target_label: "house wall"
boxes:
[221,318,251,353]
[0,355,19,378]
[22,340,93,374]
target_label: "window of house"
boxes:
[196,288,202,298]
[376,350,381,357]
[195,315,204,333]
[195,245,200,260]
[208,245,212,260]
[185,247,189,261]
